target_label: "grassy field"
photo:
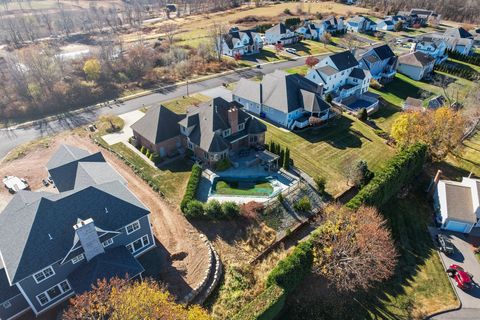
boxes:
[264,114,395,196]
[446,130,480,177]
[161,93,211,114]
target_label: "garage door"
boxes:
[446,221,471,233]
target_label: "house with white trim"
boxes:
[411,35,448,64]
[219,27,263,57]
[443,27,474,55]
[346,15,376,33]
[434,176,480,234]
[264,23,298,45]
[357,44,397,83]
[0,145,155,319]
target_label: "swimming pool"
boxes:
[211,176,275,197]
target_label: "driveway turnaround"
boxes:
[429,228,480,319]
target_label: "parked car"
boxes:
[447,264,474,290]
[285,48,297,54]
[436,234,454,255]
[42,179,49,187]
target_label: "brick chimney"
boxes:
[73,218,105,261]
[228,107,239,134]
[428,169,443,196]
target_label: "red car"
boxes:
[447,264,474,290]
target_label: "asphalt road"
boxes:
[0,56,314,160]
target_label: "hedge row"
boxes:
[180,163,202,213]
[435,63,480,81]
[233,284,286,320]
[346,143,427,210]
[266,240,314,294]
[447,49,480,66]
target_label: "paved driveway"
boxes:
[102,110,144,146]
[429,228,480,319]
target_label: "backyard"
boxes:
[264,114,395,196]
[446,129,480,177]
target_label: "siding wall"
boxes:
[397,63,424,80]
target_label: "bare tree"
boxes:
[209,22,227,62]
[163,23,178,46]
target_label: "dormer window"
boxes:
[33,266,55,284]
[71,254,84,264]
[238,123,245,131]
[223,129,231,137]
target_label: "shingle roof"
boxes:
[246,117,267,134]
[0,265,20,302]
[373,44,395,60]
[67,246,144,294]
[223,29,259,49]
[349,67,367,80]
[46,145,91,170]
[328,51,359,71]
[266,23,287,35]
[444,27,473,39]
[442,181,477,224]
[233,78,261,104]
[316,65,338,76]
[398,51,435,67]
[0,149,149,285]
[131,105,184,145]
[300,89,330,113]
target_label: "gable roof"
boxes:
[349,67,367,80]
[444,27,473,39]
[131,105,184,144]
[233,78,262,104]
[46,145,91,170]
[441,181,477,224]
[373,44,395,60]
[328,51,359,71]
[300,89,331,113]
[398,51,435,68]
[266,23,287,35]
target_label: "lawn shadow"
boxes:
[157,158,193,173]
[379,76,433,101]
[295,116,363,149]
[243,50,280,63]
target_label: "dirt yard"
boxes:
[0,131,210,300]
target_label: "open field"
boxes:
[265,114,395,196]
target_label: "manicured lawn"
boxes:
[161,93,210,114]
[285,40,341,56]
[368,101,402,133]
[264,115,395,196]
[214,179,273,196]
[107,142,192,205]
[285,65,309,76]
[446,130,480,177]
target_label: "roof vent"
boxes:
[105,207,109,214]
[48,234,53,240]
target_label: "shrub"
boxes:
[180,164,203,213]
[283,8,291,15]
[346,143,427,210]
[266,240,314,293]
[357,108,368,121]
[221,201,240,218]
[277,193,284,203]
[240,201,264,219]
[140,146,146,154]
[314,176,326,194]
[184,200,204,218]
[215,159,232,171]
[293,196,311,212]
[146,149,151,158]
[204,199,222,218]
[233,284,286,320]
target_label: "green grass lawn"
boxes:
[265,115,395,196]
[214,179,273,196]
[285,65,309,76]
[285,40,341,56]
[161,93,211,114]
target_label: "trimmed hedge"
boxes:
[233,284,286,320]
[180,164,202,213]
[266,240,314,294]
[346,143,427,210]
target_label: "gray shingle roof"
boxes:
[443,181,477,224]
[67,246,144,294]
[445,27,473,39]
[328,51,359,71]
[349,67,367,79]
[399,51,434,67]
[316,65,338,76]
[223,29,260,49]
[266,23,287,36]
[46,145,91,170]
[0,265,20,302]
[131,105,184,145]
[0,177,149,284]
[233,78,261,104]
[373,44,395,60]
[300,90,331,113]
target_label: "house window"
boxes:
[238,123,245,131]
[204,152,209,160]
[2,301,11,309]
[126,235,150,254]
[188,141,194,150]
[36,280,71,306]
[223,129,231,137]
[33,266,55,284]
[103,238,114,248]
[71,254,84,264]
[125,221,140,235]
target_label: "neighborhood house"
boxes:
[219,27,263,57]
[233,70,331,130]
[346,15,376,33]
[397,51,435,80]
[264,23,298,45]
[357,44,397,83]
[411,36,448,64]
[0,145,155,320]
[443,27,474,54]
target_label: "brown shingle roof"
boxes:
[398,51,434,68]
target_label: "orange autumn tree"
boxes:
[62,278,211,320]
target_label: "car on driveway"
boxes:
[285,48,297,54]
[447,264,474,290]
[436,234,454,255]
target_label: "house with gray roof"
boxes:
[264,23,298,45]
[412,35,448,64]
[397,51,435,80]
[219,27,263,57]
[434,176,480,233]
[233,70,331,130]
[346,15,376,33]
[442,27,474,54]
[357,44,397,83]
[306,50,379,114]
[0,145,154,319]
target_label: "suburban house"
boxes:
[131,105,184,158]
[219,27,263,57]
[397,51,435,80]
[411,36,448,64]
[399,9,440,27]
[180,97,267,165]
[434,176,480,233]
[0,145,155,319]
[321,16,346,34]
[346,15,376,33]
[233,70,331,130]
[305,50,379,114]
[470,27,480,44]
[443,27,474,54]
[376,19,395,31]
[264,23,298,45]
[296,20,323,41]
[357,44,397,83]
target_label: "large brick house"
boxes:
[132,97,267,166]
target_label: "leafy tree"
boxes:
[314,175,327,194]
[63,278,211,320]
[293,196,311,212]
[320,32,332,47]
[344,159,373,187]
[311,204,397,292]
[391,107,464,160]
[185,200,205,218]
[274,42,284,54]
[394,20,404,32]
[305,56,319,68]
[83,58,101,82]
[221,201,240,218]
[357,108,368,121]
[325,93,333,104]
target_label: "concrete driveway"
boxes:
[102,110,144,146]
[429,228,480,319]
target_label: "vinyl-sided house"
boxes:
[346,15,376,33]
[0,145,155,319]
[321,16,346,34]
[443,27,474,55]
[412,36,448,64]
[219,27,263,57]
[376,19,395,31]
[400,9,440,27]
[357,44,397,83]
[233,70,331,130]
[296,20,323,41]
[264,23,298,45]
[306,51,379,114]
[397,51,435,80]
[434,176,480,233]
